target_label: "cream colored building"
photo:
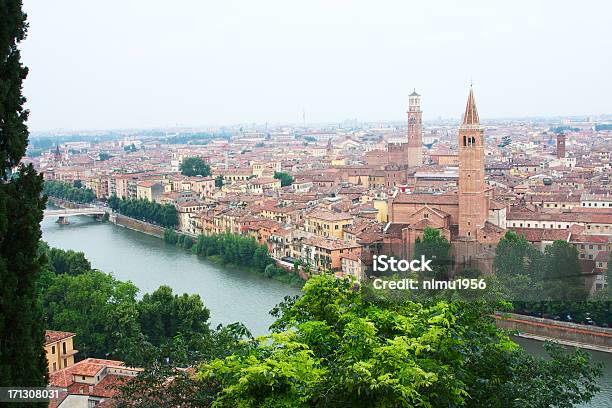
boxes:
[45,330,78,373]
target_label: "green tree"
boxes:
[164,228,179,245]
[44,244,91,276]
[0,0,49,394]
[273,171,294,187]
[493,231,544,302]
[41,269,141,359]
[108,194,120,210]
[414,227,451,279]
[43,180,95,203]
[138,286,210,350]
[180,157,211,177]
[197,275,601,407]
[543,240,588,301]
[215,175,224,188]
[114,197,177,228]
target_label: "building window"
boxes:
[53,362,57,371]
[64,358,67,368]
[62,342,66,354]
[52,345,55,354]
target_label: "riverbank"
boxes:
[495,312,612,354]
[46,197,305,287]
[114,213,305,287]
[111,213,165,238]
[47,198,609,351]
[41,212,302,335]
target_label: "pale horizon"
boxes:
[21,0,612,132]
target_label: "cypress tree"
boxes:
[0,0,49,395]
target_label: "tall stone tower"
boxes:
[556,133,566,159]
[458,86,487,239]
[406,89,423,167]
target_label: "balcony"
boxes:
[61,348,79,358]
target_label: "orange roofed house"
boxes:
[45,330,78,373]
[48,358,142,408]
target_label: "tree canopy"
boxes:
[108,195,178,228]
[192,275,601,407]
[181,157,211,177]
[43,180,96,203]
[273,171,294,187]
[0,0,49,392]
[414,227,451,279]
[37,245,217,364]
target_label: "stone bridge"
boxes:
[44,207,106,224]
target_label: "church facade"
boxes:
[385,87,507,273]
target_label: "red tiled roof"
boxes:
[307,209,352,222]
[509,227,571,242]
[595,251,610,262]
[50,358,125,388]
[393,192,458,205]
[45,330,75,345]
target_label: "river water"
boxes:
[41,214,611,407]
[41,214,301,335]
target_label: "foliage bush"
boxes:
[108,195,178,228]
[194,275,602,407]
[43,180,96,203]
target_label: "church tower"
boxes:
[458,86,487,238]
[406,89,423,167]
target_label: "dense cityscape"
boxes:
[29,88,612,291]
[1,0,611,407]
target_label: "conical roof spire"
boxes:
[462,85,479,125]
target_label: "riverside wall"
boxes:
[109,213,165,238]
[47,197,92,209]
[495,312,612,352]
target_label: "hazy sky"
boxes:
[21,0,612,131]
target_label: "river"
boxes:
[41,214,301,336]
[41,214,611,407]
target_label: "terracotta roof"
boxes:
[489,200,507,210]
[307,209,352,222]
[341,252,362,262]
[45,330,75,345]
[303,236,361,250]
[50,358,126,388]
[509,227,571,242]
[595,251,610,262]
[393,192,459,206]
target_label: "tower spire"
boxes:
[462,85,479,126]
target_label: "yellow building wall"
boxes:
[374,199,388,223]
[45,337,76,373]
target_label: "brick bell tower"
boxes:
[458,86,487,239]
[406,89,423,167]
